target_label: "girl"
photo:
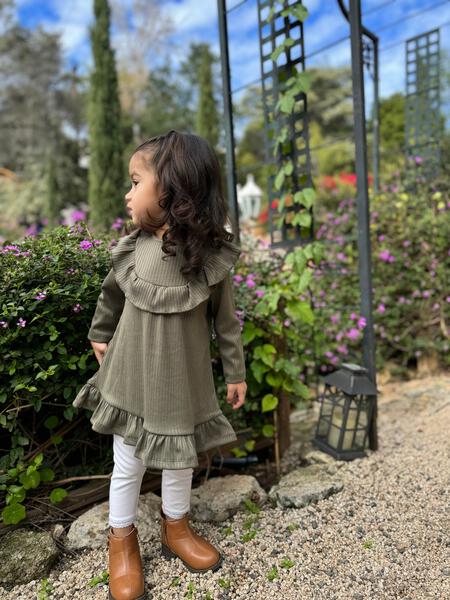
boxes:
[73,130,247,600]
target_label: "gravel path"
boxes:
[3,374,449,600]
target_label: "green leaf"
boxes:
[2,502,26,525]
[262,424,275,437]
[49,487,68,504]
[274,169,285,191]
[267,566,279,581]
[285,300,314,325]
[39,467,55,482]
[262,394,279,413]
[244,439,255,452]
[19,471,40,489]
[301,187,316,208]
[44,415,59,430]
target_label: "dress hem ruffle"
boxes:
[73,379,238,469]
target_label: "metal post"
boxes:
[217,0,240,244]
[348,0,378,451]
[373,37,380,193]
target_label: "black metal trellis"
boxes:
[256,0,313,248]
[405,28,441,181]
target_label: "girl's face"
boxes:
[125,152,165,228]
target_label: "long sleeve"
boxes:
[87,268,125,343]
[210,272,246,384]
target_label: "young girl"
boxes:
[72,130,247,600]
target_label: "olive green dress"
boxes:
[72,227,246,469]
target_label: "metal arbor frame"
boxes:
[217,0,378,453]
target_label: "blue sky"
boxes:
[14,0,450,120]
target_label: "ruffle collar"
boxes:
[110,227,242,313]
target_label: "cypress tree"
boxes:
[196,48,220,148]
[87,0,124,231]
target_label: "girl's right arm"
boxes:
[88,268,125,359]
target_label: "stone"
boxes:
[66,490,162,550]
[269,464,344,509]
[190,474,267,522]
[0,528,60,586]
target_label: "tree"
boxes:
[87,0,125,231]
[196,46,220,147]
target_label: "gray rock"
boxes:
[0,528,59,586]
[269,464,344,508]
[190,474,267,522]
[66,490,162,550]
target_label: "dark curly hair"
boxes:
[124,129,236,279]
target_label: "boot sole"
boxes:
[108,587,148,600]
[161,543,224,573]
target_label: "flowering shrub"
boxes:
[0,223,120,524]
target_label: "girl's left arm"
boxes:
[210,272,246,384]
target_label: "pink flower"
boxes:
[0,321,8,328]
[350,312,358,320]
[246,278,256,288]
[34,291,47,300]
[255,289,265,298]
[232,274,243,283]
[79,240,92,250]
[330,313,340,324]
[379,249,395,263]
[422,290,431,298]
[346,328,360,340]
[72,303,82,313]
[283,319,291,327]
[378,234,385,242]
[377,303,385,313]
[17,318,26,327]
[357,316,366,329]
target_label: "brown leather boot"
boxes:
[108,524,146,600]
[160,508,223,573]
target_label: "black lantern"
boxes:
[313,362,378,460]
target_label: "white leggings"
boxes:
[109,433,194,528]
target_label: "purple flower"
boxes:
[379,249,395,263]
[72,303,82,313]
[79,240,93,250]
[378,234,385,242]
[283,319,291,327]
[255,289,265,298]
[432,303,440,310]
[414,156,423,165]
[346,328,360,340]
[337,252,347,261]
[446,296,450,303]
[337,344,348,354]
[422,290,431,298]
[232,274,243,283]
[71,209,86,222]
[93,239,102,246]
[0,321,8,328]
[111,217,124,231]
[330,313,340,324]
[350,311,358,320]
[246,278,256,288]
[377,303,385,313]
[17,318,26,327]
[330,356,339,365]
[402,240,411,247]
[34,291,47,300]
[324,350,333,358]
[357,316,366,329]
[66,267,76,275]
[399,296,405,304]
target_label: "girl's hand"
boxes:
[91,341,108,365]
[226,381,247,410]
